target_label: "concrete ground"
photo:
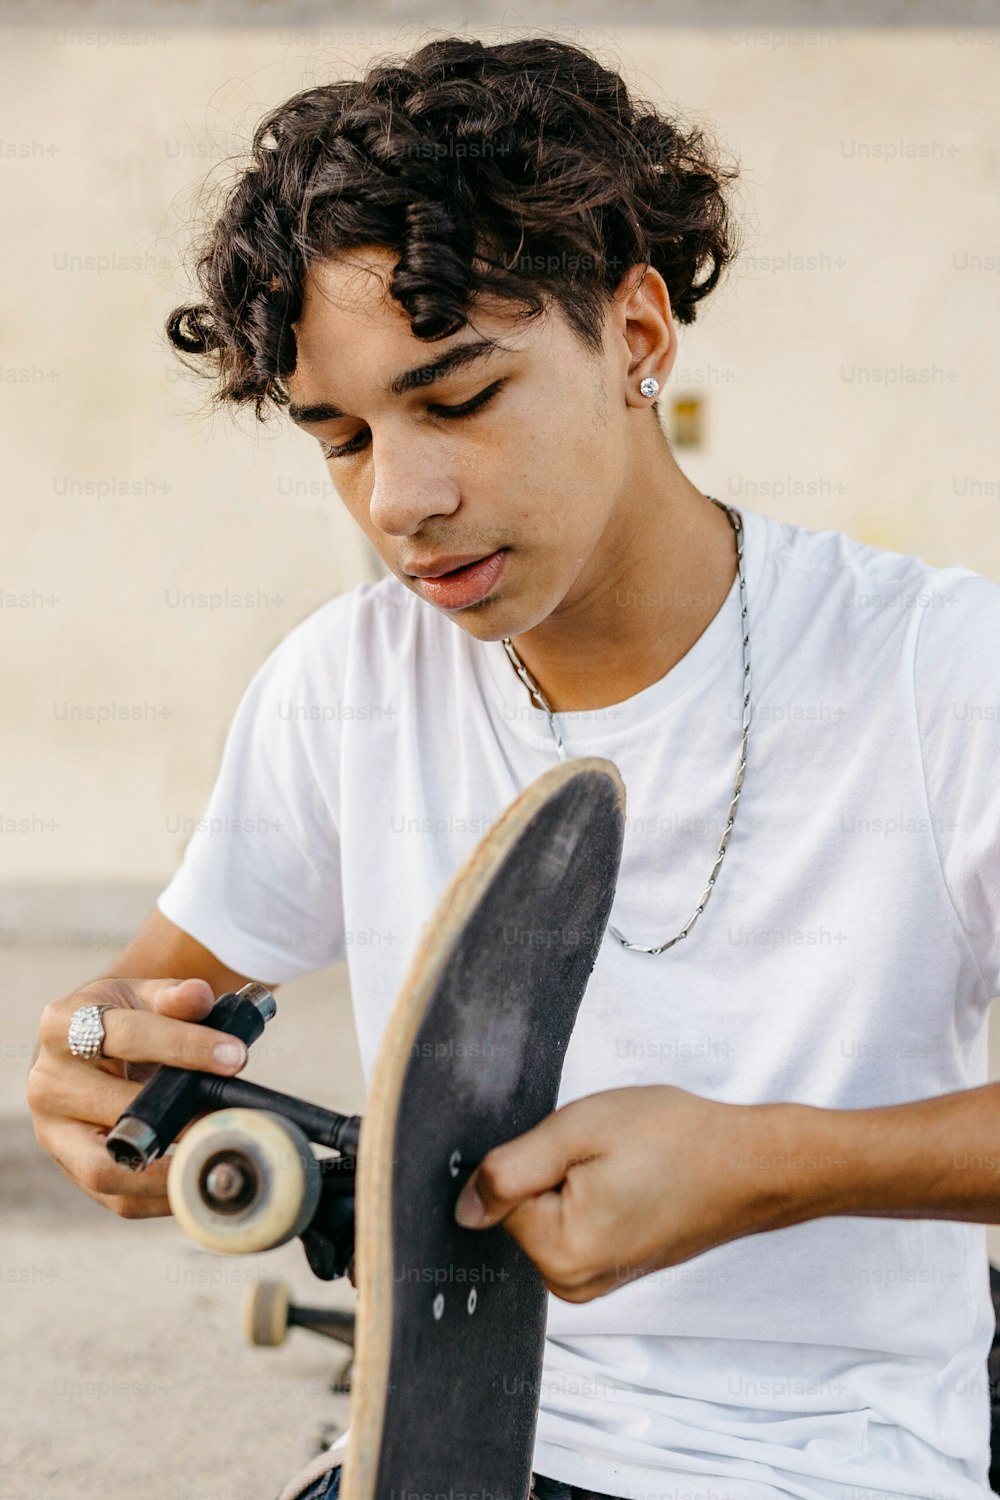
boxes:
[1,945,366,1500]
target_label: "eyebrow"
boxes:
[287,337,508,426]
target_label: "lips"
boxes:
[409,549,508,609]
[405,552,496,579]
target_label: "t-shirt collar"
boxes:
[476,503,771,747]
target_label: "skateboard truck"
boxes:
[105,982,362,1279]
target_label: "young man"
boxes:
[28,35,1000,1500]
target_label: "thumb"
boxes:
[143,976,217,1020]
[454,1111,578,1229]
[77,975,215,1019]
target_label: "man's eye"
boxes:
[320,432,370,461]
[320,379,506,461]
[429,378,507,422]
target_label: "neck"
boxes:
[504,464,739,714]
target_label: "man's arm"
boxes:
[93,905,277,996]
[786,1080,1000,1224]
[453,1080,1000,1303]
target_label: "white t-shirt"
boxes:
[157,503,1000,1500]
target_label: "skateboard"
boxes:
[107,755,626,1500]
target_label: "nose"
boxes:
[367,434,462,538]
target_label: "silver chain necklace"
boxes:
[500,497,750,955]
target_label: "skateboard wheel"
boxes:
[167,1108,321,1255]
[243,1278,290,1347]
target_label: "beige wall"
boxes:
[1,17,998,917]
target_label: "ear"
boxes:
[612,263,677,407]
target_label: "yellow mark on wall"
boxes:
[671,395,703,449]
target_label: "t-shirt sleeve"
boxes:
[913,570,1000,1001]
[155,604,348,984]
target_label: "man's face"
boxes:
[287,245,633,642]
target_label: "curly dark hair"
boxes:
[165,35,741,423]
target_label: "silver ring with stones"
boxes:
[67,1003,116,1061]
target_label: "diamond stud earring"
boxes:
[639,376,660,398]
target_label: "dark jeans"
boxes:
[297,1466,621,1500]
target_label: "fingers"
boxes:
[28,975,249,1221]
[457,1154,617,1302]
[500,1163,612,1300]
[455,1108,598,1229]
[144,976,217,1021]
[453,1100,623,1302]
[102,1006,247,1071]
[40,983,247,1073]
[69,975,215,1021]
[27,1049,149,1126]
[34,1116,173,1214]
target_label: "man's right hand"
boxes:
[26,977,251,1219]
